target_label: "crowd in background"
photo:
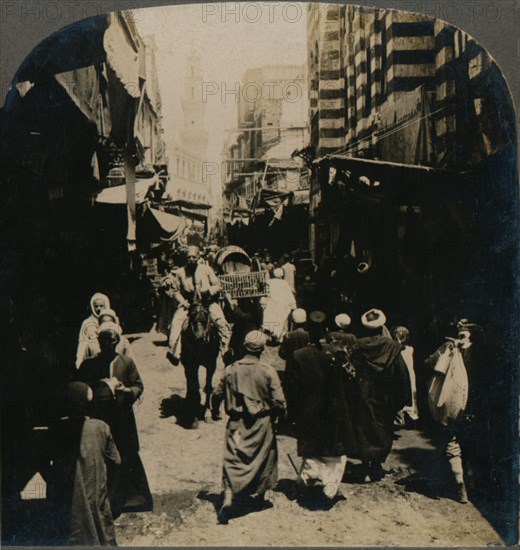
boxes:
[7,241,492,543]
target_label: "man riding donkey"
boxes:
[167,245,231,366]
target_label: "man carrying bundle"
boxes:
[426,319,490,503]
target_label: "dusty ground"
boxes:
[114,330,504,547]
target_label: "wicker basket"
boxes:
[219,271,269,299]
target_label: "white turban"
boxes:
[292,308,307,324]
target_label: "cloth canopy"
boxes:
[95,175,158,205]
[168,200,212,210]
[143,207,187,242]
[13,16,109,84]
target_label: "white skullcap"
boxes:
[273,268,284,279]
[335,314,352,329]
[292,308,307,324]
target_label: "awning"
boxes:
[95,175,158,205]
[317,155,462,197]
[214,245,251,269]
[143,207,187,242]
[103,13,141,99]
[252,188,309,210]
[13,16,109,84]
[167,199,212,210]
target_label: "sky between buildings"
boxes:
[135,3,308,178]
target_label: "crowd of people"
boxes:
[210,308,479,524]
[37,243,489,543]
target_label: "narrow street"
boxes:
[115,331,503,547]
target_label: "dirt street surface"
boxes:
[116,331,503,547]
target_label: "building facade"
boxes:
[223,64,309,212]
[165,51,212,234]
[307,4,511,167]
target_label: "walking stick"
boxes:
[287,453,304,480]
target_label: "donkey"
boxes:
[180,301,220,428]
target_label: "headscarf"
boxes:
[99,307,118,322]
[361,308,386,329]
[98,308,122,334]
[89,293,110,318]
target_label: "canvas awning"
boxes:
[95,175,158,205]
[168,200,212,210]
[143,207,187,242]
[317,155,461,197]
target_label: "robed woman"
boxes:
[77,325,153,518]
[76,293,111,368]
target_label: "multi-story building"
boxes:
[307,4,512,166]
[305,11,517,514]
[165,52,212,234]
[307,4,515,266]
[222,64,311,252]
[136,34,167,168]
[224,64,309,198]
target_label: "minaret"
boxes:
[181,50,209,157]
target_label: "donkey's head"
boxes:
[188,302,210,343]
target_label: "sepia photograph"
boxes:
[0,0,518,546]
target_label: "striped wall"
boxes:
[308,4,502,168]
[308,4,345,156]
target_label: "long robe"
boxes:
[76,353,153,517]
[46,417,120,545]
[347,335,411,462]
[212,355,286,497]
[262,278,296,340]
[76,293,111,368]
[286,344,357,458]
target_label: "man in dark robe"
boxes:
[326,313,356,347]
[278,308,310,362]
[279,308,310,407]
[223,294,262,365]
[285,311,356,501]
[46,382,120,545]
[77,325,153,518]
[347,309,411,481]
[211,330,286,524]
